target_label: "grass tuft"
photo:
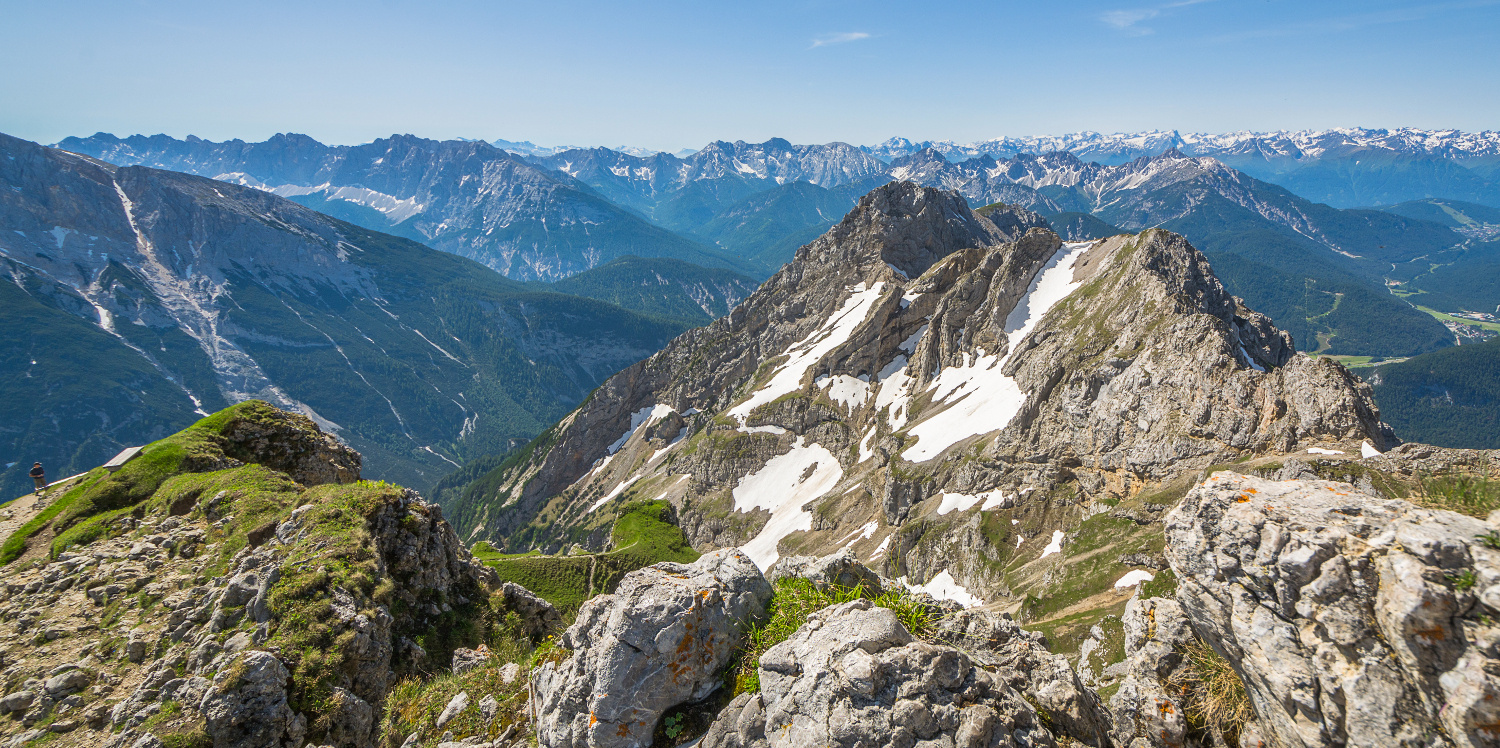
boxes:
[1415,472,1500,518]
[1167,638,1253,745]
[473,500,699,613]
[730,577,939,695]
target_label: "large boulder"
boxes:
[531,549,773,748]
[766,549,886,593]
[201,650,306,748]
[700,599,1055,748]
[1166,472,1500,748]
[501,581,562,640]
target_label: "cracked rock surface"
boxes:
[1165,472,1500,748]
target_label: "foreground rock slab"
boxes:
[1167,472,1500,748]
[702,599,1056,748]
[531,549,773,748]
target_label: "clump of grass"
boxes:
[730,577,940,695]
[1139,568,1178,600]
[474,500,699,613]
[1415,472,1500,518]
[1167,638,1253,745]
[1478,530,1500,550]
[381,657,531,747]
[1447,569,1478,592]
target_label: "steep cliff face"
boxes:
[446,181,1392,619]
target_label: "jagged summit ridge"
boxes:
[449,180,1393,615]
[795,181,1048,279]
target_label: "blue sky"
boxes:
[2,0,1497,151]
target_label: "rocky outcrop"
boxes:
[531,549,773,748]
[499,582,562,640]
[1107,596,1197,748]
[701,599,1056,748]
[213,405,362,485]
[0,402,512,748]
[931,609,1114,746]
[766,549,886,593]
[201,651,304,748]
[1165,472,1500,748]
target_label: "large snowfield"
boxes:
[901,241,1094,461]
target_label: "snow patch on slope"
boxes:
[1040,530,1065,559]
[1115,569,1155,588]
[607,404,675,455]
[817,374,871,409]
[901,241,1093,461]
[733,438,844,570]
[727,283,886,424]
[904,570,983,608]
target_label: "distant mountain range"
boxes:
[55,133,740,282]
[59,130,1494,358]
[866,128,1500,209]
[0,133,692,498]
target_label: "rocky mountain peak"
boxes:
[450,180,1394,623]
[800,181,1046,279]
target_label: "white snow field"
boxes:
[934,490,1011,515]
[1040,529,1066,559]
[733,438,844,569]
[727,282,886,424]
[607,404,675,454]
[905,570,983,608]
[1114,569,1156,588]
[901,241,1094,461]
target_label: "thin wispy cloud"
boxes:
[1100,0,1212,35]
[809,32,871,49]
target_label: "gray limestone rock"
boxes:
[451,648,491,675]
[1107,595,1196,748]
[0,691,32,714]
[701,599,1055,748]
[765,549,885,593]
[931,608,1113,746]
[1165,472,1500,748]
[531,549,773,748]
[436,691,469,729]
[43,668,90,696]
[500,582,562,640]
[201,650,305,748]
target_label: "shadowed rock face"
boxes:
[1164,472,1500,748]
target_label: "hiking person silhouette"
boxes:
[28,463,45,495]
